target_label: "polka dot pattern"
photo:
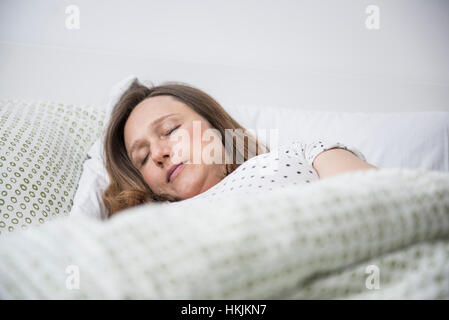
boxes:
[0,99,106,236]
[184,140,367,203]
[0,167,448,299]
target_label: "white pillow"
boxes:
[224,105,449,172]
[69,75,137,220]
[70,76,449,221]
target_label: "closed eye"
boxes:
[141,154,149,166]
[165,125,180,136]
[140,125,180,167]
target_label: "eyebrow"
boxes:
[128,113,177,163]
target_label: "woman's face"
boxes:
[124,95,226,201]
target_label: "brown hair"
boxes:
[102,79,269,218]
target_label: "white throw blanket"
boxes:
[0,168,448,299]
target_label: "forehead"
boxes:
[123,95,192,148]
[130,95,191,122]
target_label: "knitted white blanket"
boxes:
[0,168,448,299]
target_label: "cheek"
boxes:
[173,165,205,195]
[182,122,198,162]
[142,167,164,191]
[184,121,217,163]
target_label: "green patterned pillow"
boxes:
[0,99,106,236]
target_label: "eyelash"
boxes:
[165,125,180,136]
[140,125,180,167]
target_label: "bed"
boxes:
[0,93,448,299]
[1,0,449,300]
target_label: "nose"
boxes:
[150,141,171,166]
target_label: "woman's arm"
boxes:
[312,147,378,179]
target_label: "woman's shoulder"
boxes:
[253,139,366,165]
[251,140,305,160]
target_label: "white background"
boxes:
[0,0,448,112]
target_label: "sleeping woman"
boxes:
[102,79,377,217]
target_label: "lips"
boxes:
[167,162,186,183]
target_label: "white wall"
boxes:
[1,0,448,112]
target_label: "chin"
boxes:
[176,187,200,200]
[174,181,202,200]
[172,167,203,198]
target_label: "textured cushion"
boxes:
[0,99,105,236]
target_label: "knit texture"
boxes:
[0,167,448,299]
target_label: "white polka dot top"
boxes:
[170,140,366,204]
